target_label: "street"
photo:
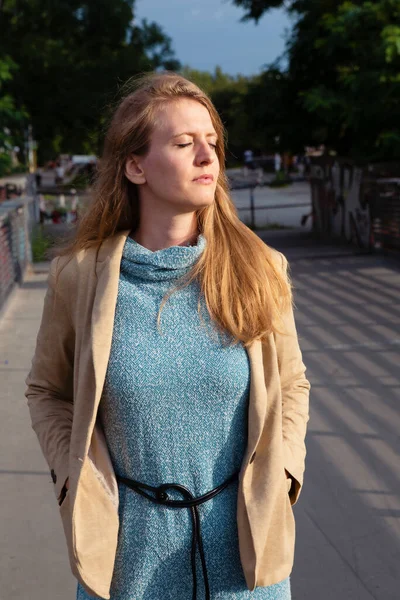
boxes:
[231,182,312,230]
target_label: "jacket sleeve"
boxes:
[274,253,310,505]
[25,257,74,502]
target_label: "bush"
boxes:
[31,226,53,262]
[268,171,293,188]
[11,163,28,174]
[61,172,90,191]
[0,153,12,177]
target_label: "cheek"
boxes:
[145,152,188,188]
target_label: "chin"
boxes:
[194,198,215,210]
[176,197,212,211]
[194,190,216,207]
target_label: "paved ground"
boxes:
[270,233,400,600]
[1,231,399,599]
[0,269,76,599]
[231,182,312,230]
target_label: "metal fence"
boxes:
[310,158,400,253]
[227,170,311,230]
[367,178,400,252]
[234,185,310,229]
[0,197,35,314]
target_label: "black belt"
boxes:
[116,469,240,600]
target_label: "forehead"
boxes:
[153,99,216,139]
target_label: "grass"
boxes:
[31,226,53,262]
[268,171,293,188]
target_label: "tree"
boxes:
[0,56,28,175]
[0,0,180,162]
[181,65,297,161]
[231,0,400,160]
[231,0,290,23]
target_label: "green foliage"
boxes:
[2,0,399,165]
[0,152,13,177]
[31,225,52,262]
[269,170,292,187]
[60,172,90,190]
[180,66,248,95]
[231,0,286,23]
[0,0,180,162]
[11,163,28,174]
[180,65,298,161]
[231,0,400,160]
[0,55,28,170]
[381,24,400,63]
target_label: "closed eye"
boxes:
[176,143,217,149]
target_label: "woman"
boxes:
[26,72,310,600]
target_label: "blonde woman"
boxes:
[26,72,310,600]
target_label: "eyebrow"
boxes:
[171,131,218,139]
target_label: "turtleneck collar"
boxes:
[121,234,207,282]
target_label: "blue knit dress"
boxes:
[76,234,291,600]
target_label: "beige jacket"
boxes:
[25,230,310,599]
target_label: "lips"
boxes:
[193,174,214,182]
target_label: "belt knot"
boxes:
[117,470,239,600]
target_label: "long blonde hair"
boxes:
[57,71,292,347]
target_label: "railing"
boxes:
[310,158,400,253]
[0,197,35,313]
[235,184,310,229]
[228,172,311,230]
[368,178,400,252]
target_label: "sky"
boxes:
[134,0,293,77]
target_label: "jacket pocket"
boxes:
[59,490,74,565]
[58,480,69,507]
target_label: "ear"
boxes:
[125,154,146,185]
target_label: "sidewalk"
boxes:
[0,265,76,599]
[1,241,400,599]
[258,227,362,261]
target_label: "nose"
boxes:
[195,140,215,166]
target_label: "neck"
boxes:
[130,204,199,252]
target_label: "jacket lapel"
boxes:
[91,230,130,416]
[246,340,267,453]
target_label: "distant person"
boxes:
[298,156,305,179]
[55,162,65,185]
[274,152,282,172]
[243,148,254,172]
[39,195,47,224]
[26,72,310,600]
[282,152,290,174]
[70,194,79,222]
[35,170,42,188]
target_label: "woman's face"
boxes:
[127,98,220,212]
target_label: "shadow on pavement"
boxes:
[289,253,400,600]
